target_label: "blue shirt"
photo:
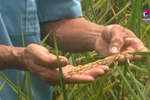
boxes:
[0,0,82,100]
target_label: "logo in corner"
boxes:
[143,9,150,17]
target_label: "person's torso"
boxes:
[0,0,52,100]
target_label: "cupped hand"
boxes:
[95,24,149,61]
[23,44,109,86]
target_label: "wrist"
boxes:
[0,45,27,70]
[84,24,105,51]
[11,47,27,70]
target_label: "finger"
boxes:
[99,65,110,71]
[65,65,109,84]
[82,65,109,77]
[66,75,94,84]
[46,54,68,68]
[118,53,147,63]
[59,56,69,66]
[109,29,125,54]
[124,37,149,52]
[66,68,105,84]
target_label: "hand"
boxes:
[23,44,109,86]
[95,24,149,60]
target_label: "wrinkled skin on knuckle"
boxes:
[109,25,125,36]
[102,25,124,42]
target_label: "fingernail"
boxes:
[111,46,118,53]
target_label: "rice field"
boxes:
[52,0,150,100]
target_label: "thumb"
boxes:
[47,54,68,68]
[59,56,69,67]
[109,35,124,54]
[102,25,126,54]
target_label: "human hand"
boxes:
[23,44,109,86]
[95,24,149,61]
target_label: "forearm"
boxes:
[40,17,104,53]
[0,45,27,70]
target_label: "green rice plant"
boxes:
[0,72,28,100]
[53,0,150,100]
[54,37,68,100]
[0,81,5,92]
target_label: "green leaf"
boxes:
[0,72,28,100]
[0,81,6,92]
[54,37,68,100]
[117,67,138,100]
[129,52,150,56]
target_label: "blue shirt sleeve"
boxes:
[36,0,82,22]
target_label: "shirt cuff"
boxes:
[37,0,82,22]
